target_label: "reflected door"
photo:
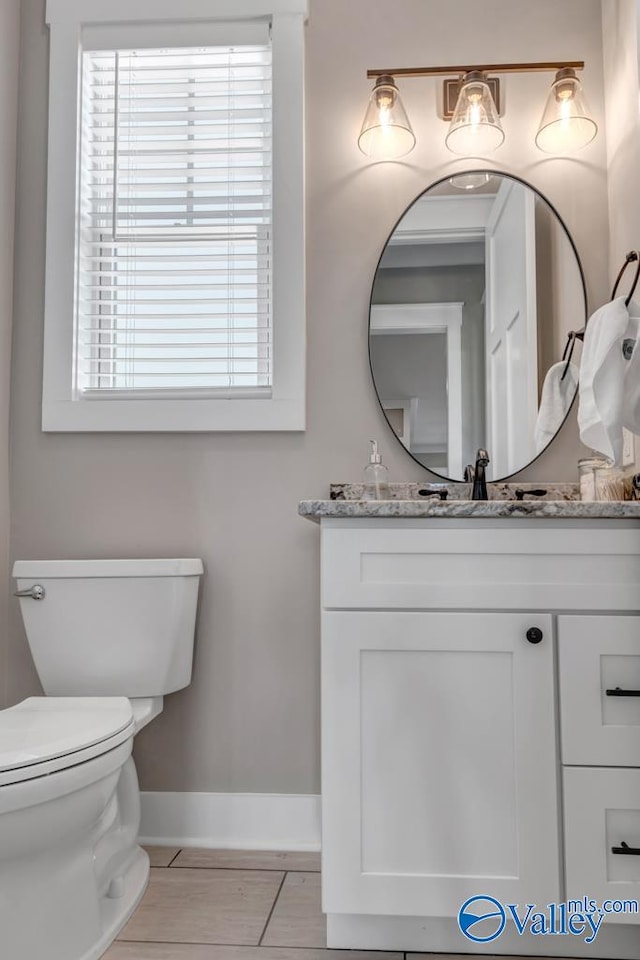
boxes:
[485,181,538,477]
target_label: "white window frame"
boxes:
[43,0,307,432]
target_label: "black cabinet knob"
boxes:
[526,627,544,644]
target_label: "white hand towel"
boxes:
[578,296,634,464]
[622,305,640,433]
[535,360,579,453]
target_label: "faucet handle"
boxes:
[463,465,474,482]
[418,488,449,501]
[514,488,547,501]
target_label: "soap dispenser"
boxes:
[363,440,390,500]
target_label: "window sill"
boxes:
[41,395,305,432]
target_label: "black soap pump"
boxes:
[362,440,390,500]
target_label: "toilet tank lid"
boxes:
[12,558,204,578]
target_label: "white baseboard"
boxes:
[139,791,321,851]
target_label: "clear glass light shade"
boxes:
[448,172,492,190]
[358,76,416,160]
[535,69,597,154]
[445,74,504,156]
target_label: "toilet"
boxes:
[2,557,203,960]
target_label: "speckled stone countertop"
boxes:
[299,482,640,522]
[299,499,640,521]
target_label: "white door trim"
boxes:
[370,302,463,477]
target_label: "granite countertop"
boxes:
[299,481,640,521]
[299,499,640,521]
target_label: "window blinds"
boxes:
[77,38,272,396]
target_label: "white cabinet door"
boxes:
[322,611,559,918]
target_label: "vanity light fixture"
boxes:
[358,74,416,159]
[535,67,598,153]
[445,71,504,155]
[360,61,595,159]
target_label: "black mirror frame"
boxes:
[368,168,589,482]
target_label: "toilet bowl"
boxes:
[2,558,203,960]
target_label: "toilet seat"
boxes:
[0,697,134,787]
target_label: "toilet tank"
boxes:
[12,559,203,697]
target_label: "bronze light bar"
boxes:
[366,61,585,79]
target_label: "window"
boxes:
[79,43,272,396]
[43,1,306,431]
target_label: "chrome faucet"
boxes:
[471,448,490,500]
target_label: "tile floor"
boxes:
[103,847,552,960]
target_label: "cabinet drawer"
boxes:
[564,767,640,923]
[322,522,640,610]
[559,616,640,766]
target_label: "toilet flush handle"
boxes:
[13,584,46,600]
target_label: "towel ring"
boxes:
[560,251,639,382]
[611,250,640,307]
[560,330,578,382]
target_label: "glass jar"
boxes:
[579,458,625,501]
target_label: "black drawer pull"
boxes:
[612,842,640,856]
[606,687,640,698]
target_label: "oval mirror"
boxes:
[369,171,587,482]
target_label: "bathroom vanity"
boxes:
[300,496,640,959]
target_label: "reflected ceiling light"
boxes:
[535,67,598,154]
[358,74,416,160]
[360,61,595,159]
[445,72,504,155]
[448,172,493,190]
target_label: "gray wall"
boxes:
[0,0,20,709]
[8,0,610,794]
[602,0,640,277]
[535,202,587,390]
[602,0,640,467]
